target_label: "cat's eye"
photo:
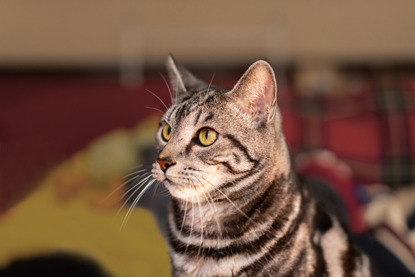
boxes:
[198,128,218,146]
[162,123,172,141]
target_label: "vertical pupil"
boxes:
[205,130,210,139]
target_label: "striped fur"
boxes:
[152,56,372,276]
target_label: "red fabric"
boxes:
[324,113,382,162]
[408,112,415,157]
[281,81,415,187]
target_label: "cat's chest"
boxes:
[169,222,316,277]
[170,250,260,277]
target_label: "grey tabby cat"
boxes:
[152,55,372,276]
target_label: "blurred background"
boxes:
[1,1,415,276]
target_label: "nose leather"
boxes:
[157,158,175,172]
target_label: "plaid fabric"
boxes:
[280,78,415,188]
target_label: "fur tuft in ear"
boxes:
[229,60,278,124]
[166,55,207,100]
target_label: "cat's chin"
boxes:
[161,178,176,188]
[159,179,184,196]
[162,181,213,203]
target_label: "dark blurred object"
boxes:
[0,252,111,277]
[355,231,414,277]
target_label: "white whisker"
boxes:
[123,168,147,179]
[195,176,223,240]
[120,179,156,230]
[145,88,168,110]
[145,106,165,114]
[194,182,204,258]
[102,170,147,201]
[160,73,174,106]
[185,193,195,254]
[121,173,152,199]
[118,174,152,213]
[180,194,189,238]
[200,175,254,224]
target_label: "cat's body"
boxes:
[152,56,372,276]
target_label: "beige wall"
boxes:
[1,0,415,67]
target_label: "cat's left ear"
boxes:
[166,55,207,98]
[229,60,278,124]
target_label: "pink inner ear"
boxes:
[250,65,275,111]
[235,61,276,116]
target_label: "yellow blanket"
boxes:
[0,115,170,276]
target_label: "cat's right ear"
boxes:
[166,54,207,99]
[228,60,278,125]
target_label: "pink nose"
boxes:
[157,158,175,172]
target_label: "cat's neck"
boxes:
[169,169,299,238]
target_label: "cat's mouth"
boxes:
[161,178,189,190]
[151,168,178,187]
[162,177,174,186]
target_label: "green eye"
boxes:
[198,128,218,146]
[162,123,172,141]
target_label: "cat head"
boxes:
[152,55,287,202]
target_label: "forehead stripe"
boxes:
[224,134,259,166]
[175,104,187,121]
[194,109,203,126]
[203,112,214,123]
